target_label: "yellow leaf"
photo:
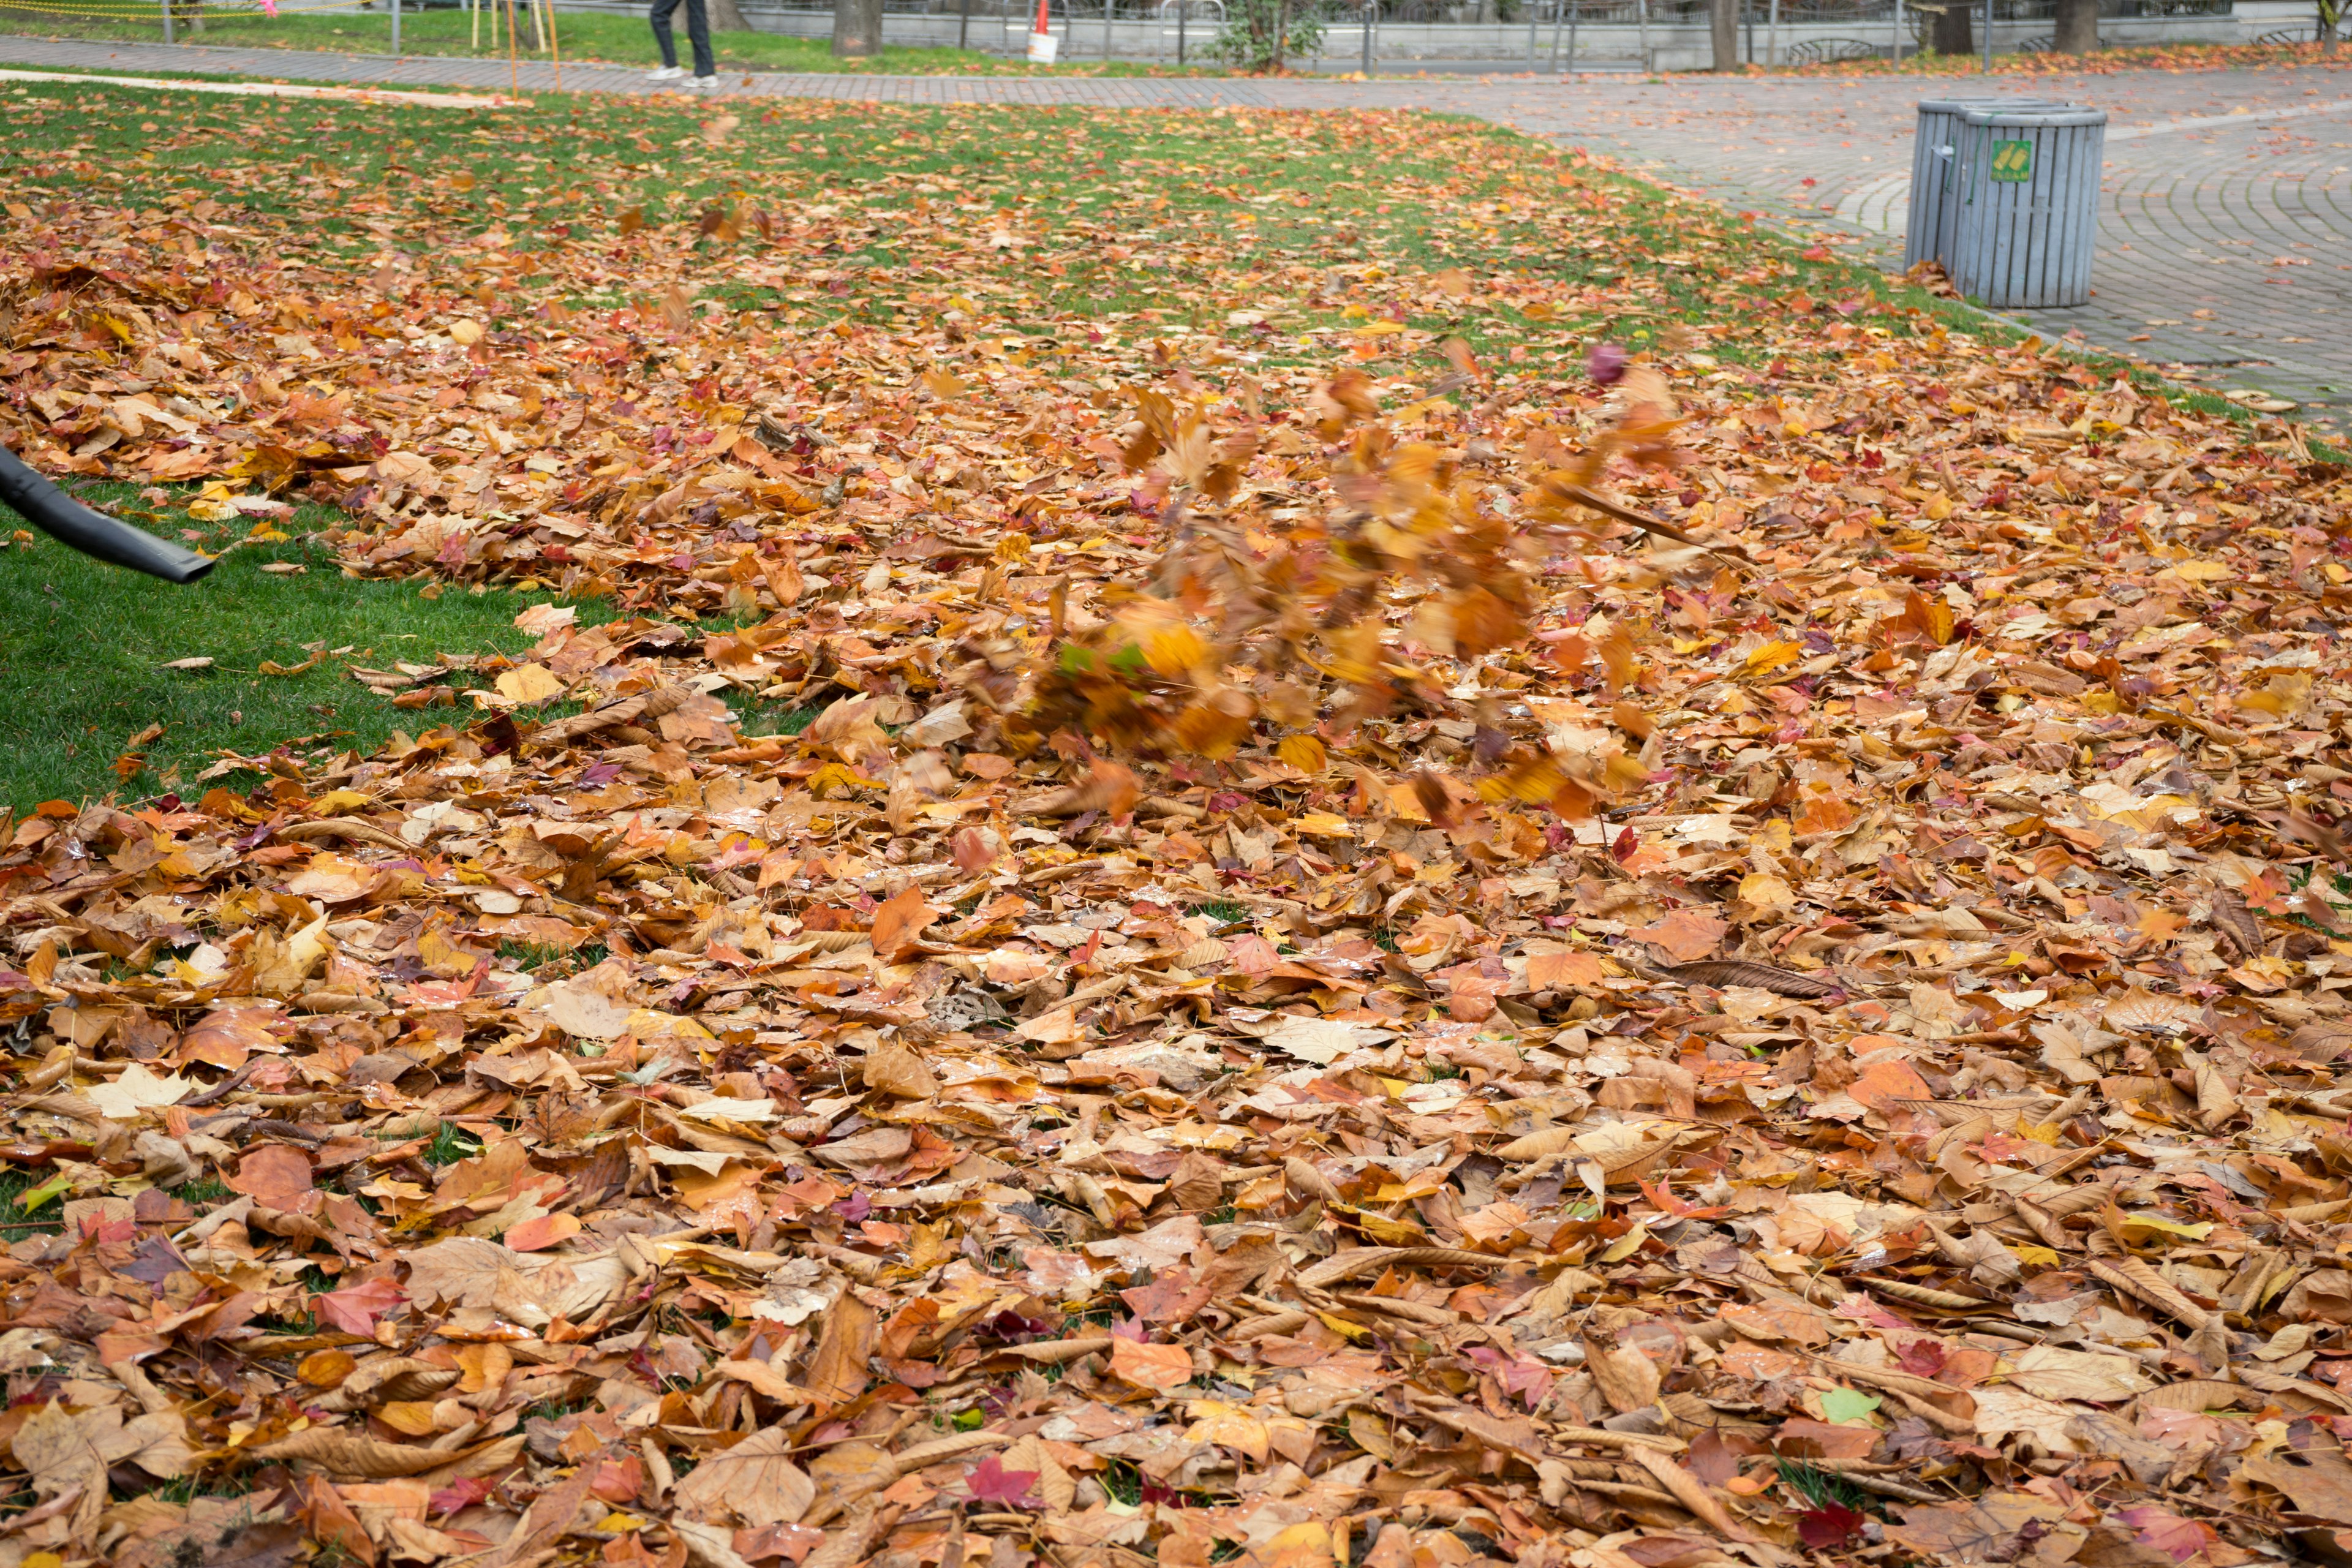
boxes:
[2008,1243,2061,1268]
[1744,639,1803,675]
[448,319,483,345]
[1335,1203,1426,1245]
[2119,1213,2213,1242]
[1599,1221,1651,1263]
[1276,734,1328,773]
[1143,624,1207,676]
[1182,1400,1272,1463]
[1172,690,1255,759]
[494,664,567,706]
[1316,1311,1374,1344]
[1599,631,1637,693]
[377,1401,441,1436]
[1292,812,1353,839]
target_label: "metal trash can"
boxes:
[1904,97,2061,271]
[1948,105,2108,310]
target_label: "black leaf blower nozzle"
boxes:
[0,440,214,584]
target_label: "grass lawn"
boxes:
[0,489,614,805]
[0,70,2301,810]
[0,6,1219,74]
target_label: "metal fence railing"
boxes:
[720,0,2237,64]
[699,0,2221,16]
[10,0,2247,68]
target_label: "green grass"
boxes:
[0,1169,66,1245]
[496,939,567,971]
[736,700,822,738]
[0,486,614,809]
[1777,1457,1876,1514]
[0,6,1224,74]
[1099,1458,1145,1507]
[424,1123,484,1166]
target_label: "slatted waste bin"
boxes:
[1948,105,2108,311]
[1904,97,2060,272]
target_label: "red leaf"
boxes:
[429,1476,499,1517]
[965,1454,1041,1509]
[315,1276,407,1336]
[1896,1338,1948,1379]
[1799,1504,1866,1550]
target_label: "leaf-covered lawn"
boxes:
[2,69,2351,1568]
[1777,37,2352,75]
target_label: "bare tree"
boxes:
[1709,0,1737,68]
[833,0,883,54]
[2053,0,2095,52]
[2320,0,2339,50]
[711,0,750,31]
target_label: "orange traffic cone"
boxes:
[1027,0,1058,62]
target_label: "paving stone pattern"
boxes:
[4,35,2348,423]
[1419,70,2352,423]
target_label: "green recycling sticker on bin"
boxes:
[1989,140,2035,182]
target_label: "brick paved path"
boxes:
[4,34,2347,422]
[1433,71,2352,421]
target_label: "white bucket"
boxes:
[1027,29,1059,61]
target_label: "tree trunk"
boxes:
[710,0,749,30]
[832,0,882,53]
[1709,0,1737,68]
[2052,0,2095,52]
[1931,1,1970,55]
[2320,0,2339,49]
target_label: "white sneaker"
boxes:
[691,74,719,89]
[646,64,685,80]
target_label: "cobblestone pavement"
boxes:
[5,35,2347,424]
[1390,70,2352,424]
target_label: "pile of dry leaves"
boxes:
[6,94,2352,1568]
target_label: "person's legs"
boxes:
[685,0,715,77]
[649,0,682,67]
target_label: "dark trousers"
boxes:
[650,0,714,75]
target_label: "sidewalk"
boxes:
[3,33,2346,420]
